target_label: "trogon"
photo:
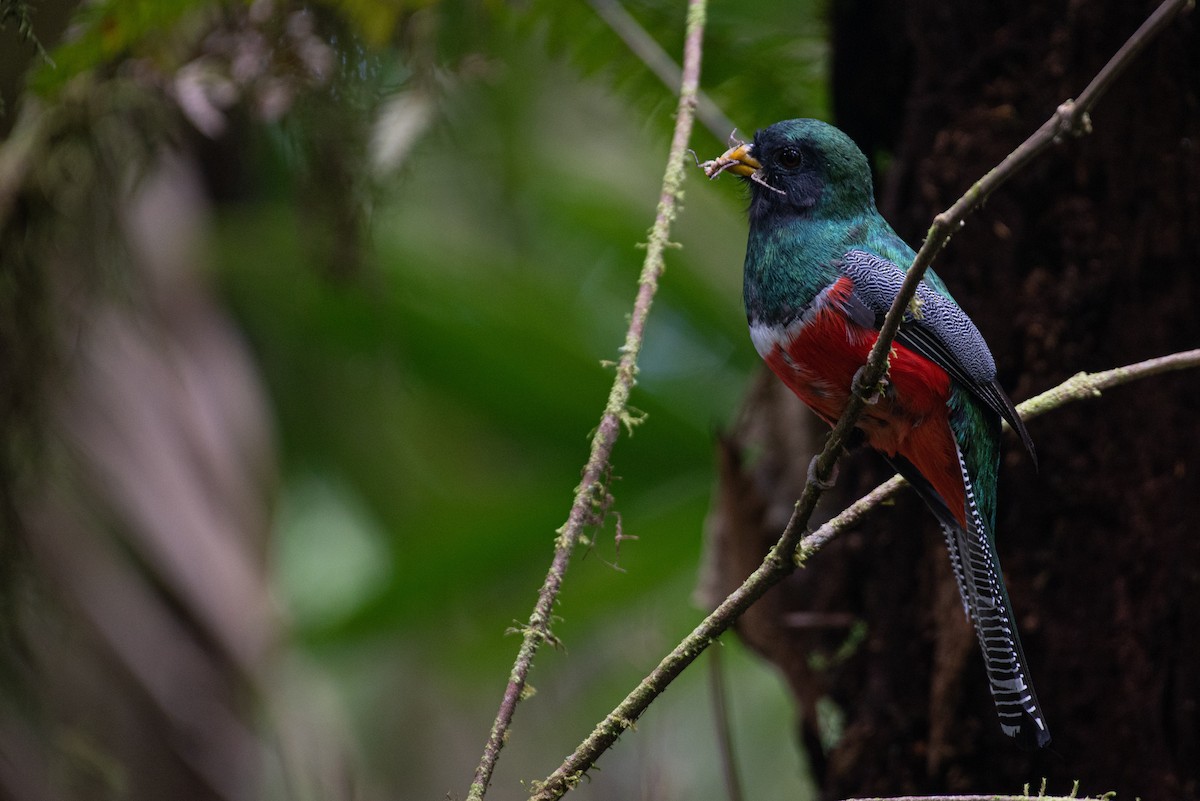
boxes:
[704,118,1050,749]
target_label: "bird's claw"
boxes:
[807,455,838,490]
[853,364,888,405]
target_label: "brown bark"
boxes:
[703,1,1200,797]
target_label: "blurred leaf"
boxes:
[513,0,829,149]
[274,474,393,629]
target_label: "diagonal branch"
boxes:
[463,0,710,798]
[586,0,734,140]
[524,1,1193,796]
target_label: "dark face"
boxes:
[745,128,825,221]
[702,119,875,226]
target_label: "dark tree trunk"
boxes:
[702,1,1200,798]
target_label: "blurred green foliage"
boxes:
[216,2,831,798]
[10,0,832,796]
[525,0,829,143]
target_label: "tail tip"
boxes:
[1004,717,1051,750]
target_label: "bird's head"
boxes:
[703,119,876,225]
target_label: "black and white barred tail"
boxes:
[885,449,1050,749]
[942,445,1050,749]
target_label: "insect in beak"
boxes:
[699,135,784,194]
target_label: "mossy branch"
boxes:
[464,0,710,798]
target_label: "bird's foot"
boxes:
[807,455,838,490]
[853,364,888,405]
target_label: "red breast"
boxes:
[759,278,968,526]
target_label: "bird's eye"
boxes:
[777,147,803,169]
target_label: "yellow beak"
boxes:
[716,143,761,176]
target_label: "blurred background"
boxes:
[0,1,829,799]
[4,2,1199,801]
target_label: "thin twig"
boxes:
[524,2,1192,796]
[1016,349,1200,421]
[586,0,735,140]
[707,647,746,801]
[925,0,1192,229]
[463,0,709,798]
